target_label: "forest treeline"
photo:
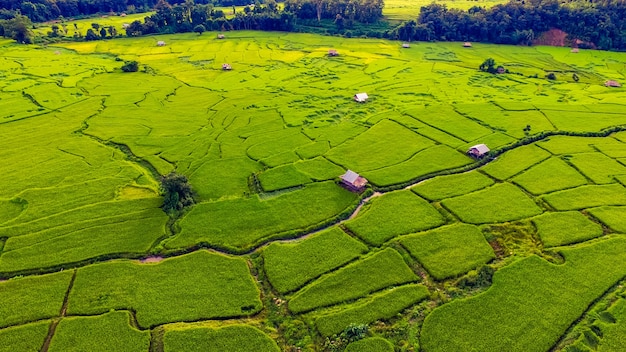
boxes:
[1,0,625,51]
[393,0,626,50]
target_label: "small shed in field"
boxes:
[222,63,232,70]
[328,49,338,57]
[157,40,166,47]
[340,170,368,192]
[571,48,579,53]
[605,80,621,87]
[354,92,368,103]
[496,66,505,74]
[402,43,410,48]
[467,144,490,158]
[463,42,472,47]
[217,33,225,39]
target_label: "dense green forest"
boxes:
[1,0,626,50]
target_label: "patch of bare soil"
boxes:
[140,256,164,263]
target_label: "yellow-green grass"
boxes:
[344,190,445,246]
[293,156,346,181]
[442,183,543,224]
[0,271,71,328]
[0,320,50,352]
[67,251,261,328]
[288,248,418,314]
[587,206,626,233]
[457,104,555,139]
[168,182,359,252]
[405,105,492,142]
[344,337,395,352]
[399,223,495,280]
[49,311,150,352]
[34,13,154,38]
[325,119,435,172]
[568,152,626,184]
[263,227,368,294]
[163,325,280,352]
[512,157,588,195]
[532,211,603,247]
[0,201,167,272]
[481,144,551,180]
[412,171,495,201]
[315,284,429,336]
[543,110,626,133]
[383,0,507,22]
[597,299,626,351]
[189,157,262,200]
[537,136,624,155]
[421,237,626,352]
[365,145,473,187]
[258,164,312,192]
[542,184,626,211]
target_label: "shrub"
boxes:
[121,60,139,72]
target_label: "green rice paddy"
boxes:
[2,28,626,351]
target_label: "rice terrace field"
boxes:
[2,27,626,352]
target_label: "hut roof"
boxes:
[354,92,368,102]
[469,144,490,155]
[157,41,166,46]
[402,43,410,48]
[341,170,360,184]
[605,80,621,87]
[463,42,472,47]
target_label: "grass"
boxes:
[344,190,445,246]
[597,299,626,351]
[294,157,346,181]
[67,250,262,328]
[0,320,50,352]
[587,206,626,233]
[168,181,359,252]
[0,271,71,328]
[315,284,429,336]
[163,325,280,352]
[442,183,543,224]
[512,157,588,195]
[532,211,604,247]
[542,184,626,211]
[288,248,419,314]
[258,164,312,192]
[481,144,551,180]
[567,152,626,184]
[365,145,473,187]
[344,337,395,352]
[399,223,495,280]
[263,227,368,294]
[421,237,626,352]
[411,171,495,201]
[49,311,150,352]
[325,119,435,172]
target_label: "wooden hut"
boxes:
[402,43,410,48]
[328,49,339,57]
[571,48,579,53]
[605,80,621,88]
[222,63,232,70]
[157,41,166,47]
[217,33,225,39]
[467,144,490,158]
[463,42,472,47]
[354,92,368,103]
[340,170,368,192]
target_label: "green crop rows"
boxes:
[3,27,626,351]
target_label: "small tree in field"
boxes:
[160,172,195,213]
[121,60,139,72]
[194,24,205,35]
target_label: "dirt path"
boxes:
[40,270,76,352]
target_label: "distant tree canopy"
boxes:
[391,0,626,51]
[0,15,33,43]
[160,172,195,213]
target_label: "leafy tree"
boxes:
[343,324,368,341]
[546,72,556,80]
[1,15,33,43]
[572,73,579,82]
[479,58,496,74]
[160,172,195,213]
[193,24,205,34]
[85,28,99,41]
[121,60,139,72]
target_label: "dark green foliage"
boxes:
[0,15,32,43]
[121,61,139,73]
[456,265,494,290]
[546,72,556,80]
[343,324,368,341]
[160,172,194,213]
[479,58,496,74]
[193,24,205,35]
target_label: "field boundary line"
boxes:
[40,269,76,352]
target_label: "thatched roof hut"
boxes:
[467,144,490,158]
[157,41,166,47]
[463,42,472,47]
[605,80,621,87]
[222,63,232,70]
[328,49,338,57]
[340,170,368,192]
[354,92,368,103]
